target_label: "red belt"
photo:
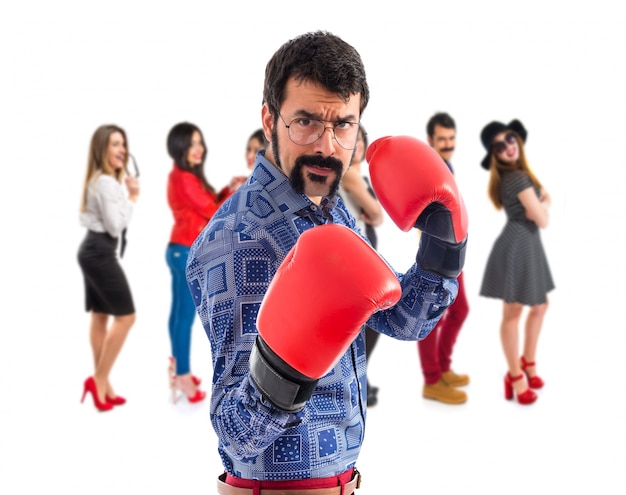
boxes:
[216,468,361,495]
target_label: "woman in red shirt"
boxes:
[166,122,245,403]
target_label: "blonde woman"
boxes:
[77,124,139,412]
[479,119,554,405]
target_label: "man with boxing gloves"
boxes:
[186,31,467,495]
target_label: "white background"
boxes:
[1,1,625,494]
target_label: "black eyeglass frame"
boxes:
[278,114,360,150]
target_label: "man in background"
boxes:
[418,112,470,404]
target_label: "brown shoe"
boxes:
[441,370,470,387]
[423,378,467,404]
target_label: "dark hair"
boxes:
[167,122,214,193]
[249,128,268,145]
[426,112,456,138]
[263,31,369,120]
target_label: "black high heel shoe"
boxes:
[366,381,378,407]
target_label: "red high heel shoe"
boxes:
[170,375,206,404]
[168,357,201,386]
[521,356,544,389]
[106,395,126,406]
[81,377,113,412]
[504,373,537,405]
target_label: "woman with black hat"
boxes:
[479,119,554,405]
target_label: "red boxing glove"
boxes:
[367,135,468,278]
[366,135,468,243]
[250,224,402,412]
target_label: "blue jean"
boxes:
[166,243,196,375]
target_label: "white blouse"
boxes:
[79,174,134,239]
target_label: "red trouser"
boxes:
[417,271,469,384]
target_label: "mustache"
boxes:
[294,154,343,173]
[441,147,455,153]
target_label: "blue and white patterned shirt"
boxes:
[186,151,458,481]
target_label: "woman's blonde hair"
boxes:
[486,132,542,210]
[80,125,128,212]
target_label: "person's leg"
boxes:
[522,300,549,378]
[420,320,466,404]
[500,302,526,396]
[364,325,380,405]
[167,244,196,376]
[166,244,178,358]
[365,325,379,362]
[93,313,135,400]
[90,312,108,371]
[417,323,441,385]
[438,272,469,373]
[89,312,109,402]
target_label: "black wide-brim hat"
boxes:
[480,119,527,170]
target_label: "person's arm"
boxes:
[250,224,401,412]
[341,167,383,227]
[179,173,223,221]
[539,188,552,208]
[519,187,549,228]
[363,134,466,341]
[95,175,134,238]
[125,176,140,203]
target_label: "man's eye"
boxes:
[296,119,315,127]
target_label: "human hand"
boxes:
[125,176,140,202]
[250,224,401,411]
[229,175,247,191]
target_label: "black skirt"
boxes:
[77,231,135,315]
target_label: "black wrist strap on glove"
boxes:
[417,232,467,279]
[414,203,456,244]
[249,336,319,413]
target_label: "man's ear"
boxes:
[261,104,274,142]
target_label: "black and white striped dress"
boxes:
[480,170,554,305]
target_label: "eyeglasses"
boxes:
[279,114,360,150]
[493,132,517,154]
[125,153,140,178]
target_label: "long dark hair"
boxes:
[167,122,214,193]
